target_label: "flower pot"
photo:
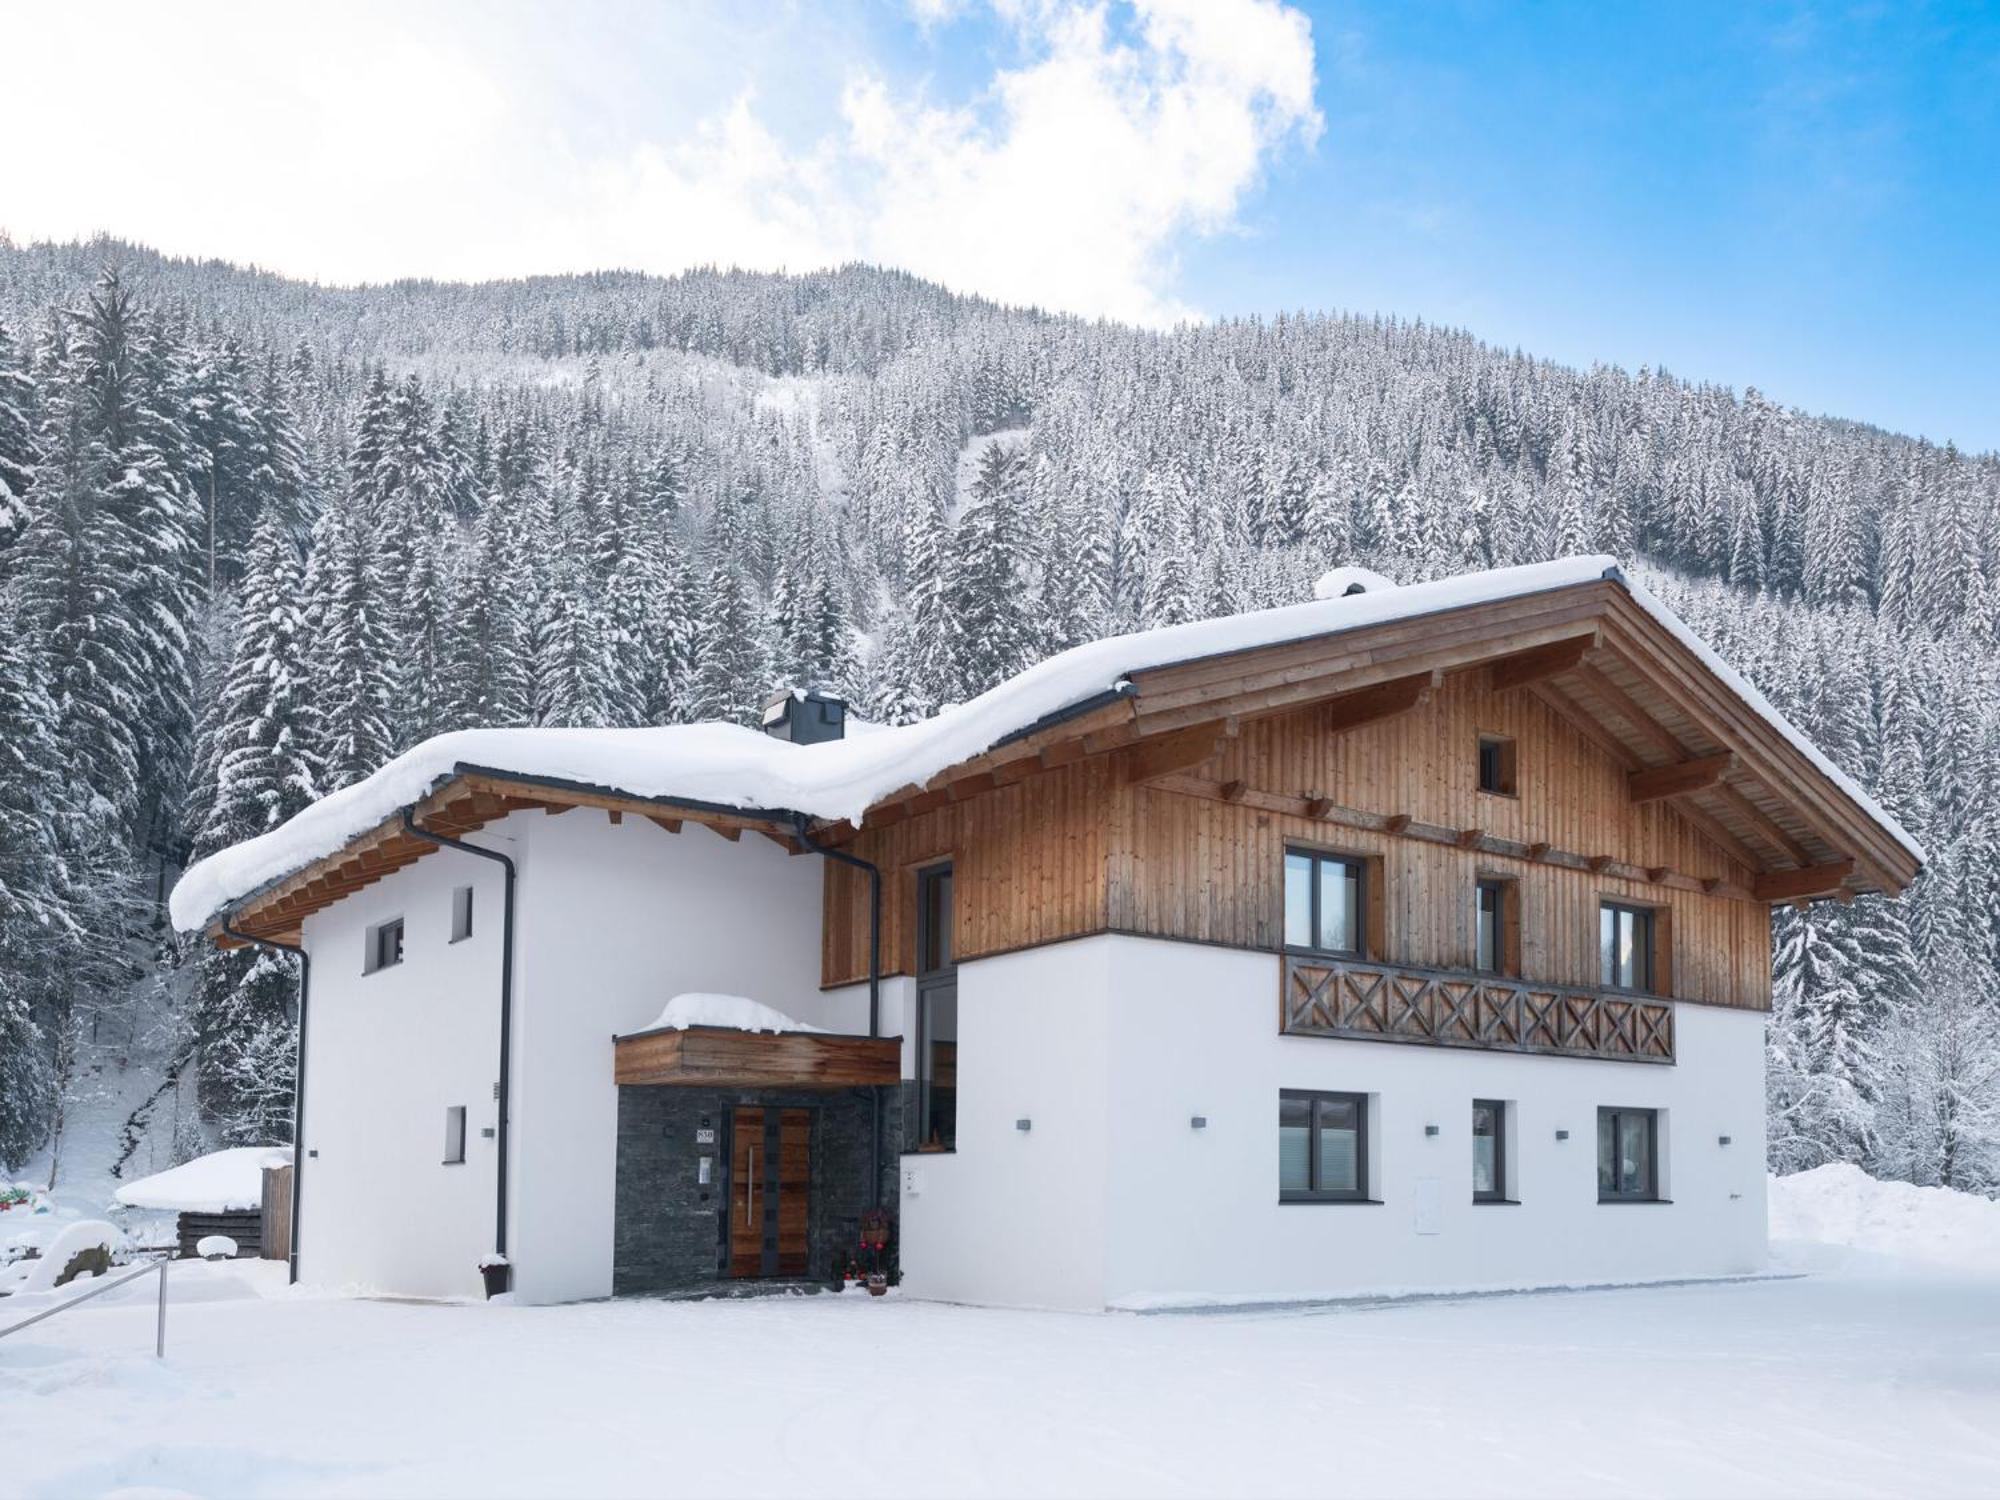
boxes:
[480,1261,512,1298]
[865,1276,888,1297]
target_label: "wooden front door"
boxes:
[729,1107,811,1277]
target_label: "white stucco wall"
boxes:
[898,934,1768,1311]
[506,809,828,1304]
[298,808,832,1303]
[894,941,1116,1310]
[298,846,508,1301]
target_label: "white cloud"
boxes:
[0,0,1320,326]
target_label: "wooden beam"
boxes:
[756,830,803,855]
[1456,827,1483,849]
[705,823,742,843]
[1385,814,1412,834]
[608,809,623,825]
[1711,780,1814,867]
[1127,719,1238,784]
[1220,780,1248,802]
[1572,660,1689,762]
[1754,860,1856,903]
[1628,752,1734,804]
[1304,795,1332,820]
[1321,670,1439,736]
[1529,680,1644,772]
[945,771,997,803]
[647,815,683,836]
[1528,841,1552,862]
[1487,632,1597,692]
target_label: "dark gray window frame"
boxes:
[364,916,404,975]
[450,885,474,944]
[1283,847,1368,959]
[1599,901,1656,993]
[915,862,957,1155]
[443,1105,467,1165]
[1475,880,1508,975]
[1472,1098,1508,1203]
[1597,1106,1661,1202]
[1279,1088,1373,1204]
[1477,734,1517,796]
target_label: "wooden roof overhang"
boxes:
[210,767,811,949]
[828,576,1921,907]
[209,571,1921,947]
[613,1025,902,1090]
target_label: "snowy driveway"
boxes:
[5,1265,1998,1499]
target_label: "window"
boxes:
[1477,734,1517,796]
[443,1106,466,1165]
[450,885,474,943]
[917,864,957,1152]
[1598,1107,1659,1201]
[1599,902,1655,991]
[1283,849,1365,957]
[1475,880,1511,974]
[1472,1100,1507,1203]
[364,917,404,974]
[1279,1090,1370,1202]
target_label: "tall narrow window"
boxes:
[1599,902,1655,991]
[450,886,474,944]
[917,864,957,1152]
[1597,1107,1659,1201]
[1477,735,1517,796]
[443,1105,467,1165]
[1472,1100,1507,1203]
[1475,880,1508,974]
[364,917,404,975]
[1283,849,1365,957]
[1279,1090,1370,1202]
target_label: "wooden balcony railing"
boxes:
[1282,954,1674,1065]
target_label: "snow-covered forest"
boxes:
[0,236,1995,1195]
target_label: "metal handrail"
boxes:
[0,1255,170,1357]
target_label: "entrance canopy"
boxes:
[613,1025,900,1090]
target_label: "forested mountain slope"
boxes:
[1,236,1994,1194]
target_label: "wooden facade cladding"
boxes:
[613,1026,901,1090]
[824,657,1774,1012]
[1282,954,1674,1064]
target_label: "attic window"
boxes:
[1477,735,1517,797]
[364,917,404,975]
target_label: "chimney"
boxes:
[761,688,848,745]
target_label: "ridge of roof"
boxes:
[168,555,1921,933]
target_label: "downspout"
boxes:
[218,919,310,1287]
[792,813,884,1207]
[401,808,516,1293]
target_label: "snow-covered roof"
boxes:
[638,993,826,1036]
[113,1146,293,1213]
[169,555,1922,933]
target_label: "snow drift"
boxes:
[170,555,1922,933]
[1770,1162,2000,1275]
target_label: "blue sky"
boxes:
[2,0,1992,449]
[1178,2,2000,451]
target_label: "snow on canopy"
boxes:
[169,555,1924,933]
[640,993,827,1036]
[114,1146,293,1213]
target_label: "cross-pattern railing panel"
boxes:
[1282,955,1674,1064]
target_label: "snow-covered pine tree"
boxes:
[307,496,395,789]
[948,440,1038,698]
[189,517,317,1144]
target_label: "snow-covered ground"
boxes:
[5,1170,1997,1499]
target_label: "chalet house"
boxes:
[169,557,1922,1310]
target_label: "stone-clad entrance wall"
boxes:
[613,1085,897,1294]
